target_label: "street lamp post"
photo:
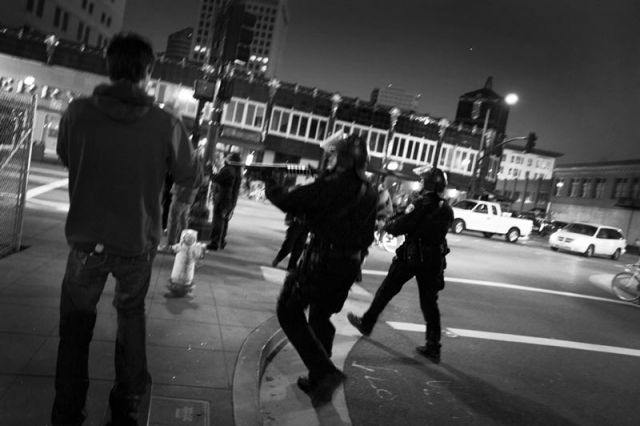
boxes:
[261,78,280,143]
[382,107,401,166]
[432,118,450,168]
[469,93,518,198]
[377,107,400,184]
[327,93,342,138]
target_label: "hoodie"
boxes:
[57,80,196,256]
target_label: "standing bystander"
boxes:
[207,152,242,250]
[52,32,196,426]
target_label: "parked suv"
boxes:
[548,222,627,260]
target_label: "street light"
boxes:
[261,78,280,142]
[379,107,401,182]
[432,118,450,168]
[470,93,519,197]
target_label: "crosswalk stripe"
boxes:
[387,322,640,357]
[362,269,637,307]
[26,178,68,199]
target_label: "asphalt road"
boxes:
[25,162,640,425]
[349,230,640,425]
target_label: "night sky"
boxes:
[123,0,639,164]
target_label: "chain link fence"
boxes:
[0,92,36,258]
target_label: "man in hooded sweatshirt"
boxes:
[52,33,196,426]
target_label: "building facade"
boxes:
[0,28,565,212]
[370,84,420,111]
[493,145,563,212]
[165,27,193,61]
[190,0,288,79]
[0,0,126,48]
[550,160,640,247]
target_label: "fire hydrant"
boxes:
[167,229,206,297]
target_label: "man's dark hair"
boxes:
[106,32,154,83]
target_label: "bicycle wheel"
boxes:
[611,272,640,302]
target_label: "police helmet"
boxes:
[334,134,369,180]
[421,167,447,193]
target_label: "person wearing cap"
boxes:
[207,152,242,250]
[348,167,453,363]
[263,133,377,407]
[53,33,195,425]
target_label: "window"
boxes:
[82,0,87,9]
[36,0,44,17]
[107,16,111,27]
[77,21,84,41]
[308,119,319,140]
[581,179,592,198]
[62,11,69,31]
[613,178,628,198]
[631,178,640,199]
[278,112,289,133]
[84,26,90,43]
[245,104,255,126]
[26,0,34,12]
[317,121,327,140]
[288,114,299,135]
[298,116,308,137]
[254,105,265,127]
[471,100,482,120]
[595,178,606,199]
[54,7,61,27]
[570,178,581,197]
[88,3,94,14]
[101,12,105,23]
[223,100,236,122]
[474,204,489,214]
[565,223,597,236]
[233,102,245,123]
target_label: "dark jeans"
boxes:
[274,221,308,270]
[51,247,155,426]
[209,205,231,248]
[362,256,444,344]
[276,248,360,382]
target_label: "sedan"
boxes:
[548,222,627,260]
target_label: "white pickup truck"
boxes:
[450,199,533,243]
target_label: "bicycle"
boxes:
[611,260,640,303]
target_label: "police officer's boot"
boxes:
[416,342,441,364]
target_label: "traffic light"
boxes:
[222,2,256,63]
[193,79,216,101]
[524,132,537,153]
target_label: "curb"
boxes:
[232,315,288,426]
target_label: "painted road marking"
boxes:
[362,269,638,307]
[26,178,68,199]
[387,322,640,358]
[147,397,209,425]
[29,165,69,177]
[26,198,69,212]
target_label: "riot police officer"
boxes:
[263,133,377,407]
[348,167,453,363]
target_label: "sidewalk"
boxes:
[0,198,288,426]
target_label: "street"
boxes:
[20,162,640,425]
